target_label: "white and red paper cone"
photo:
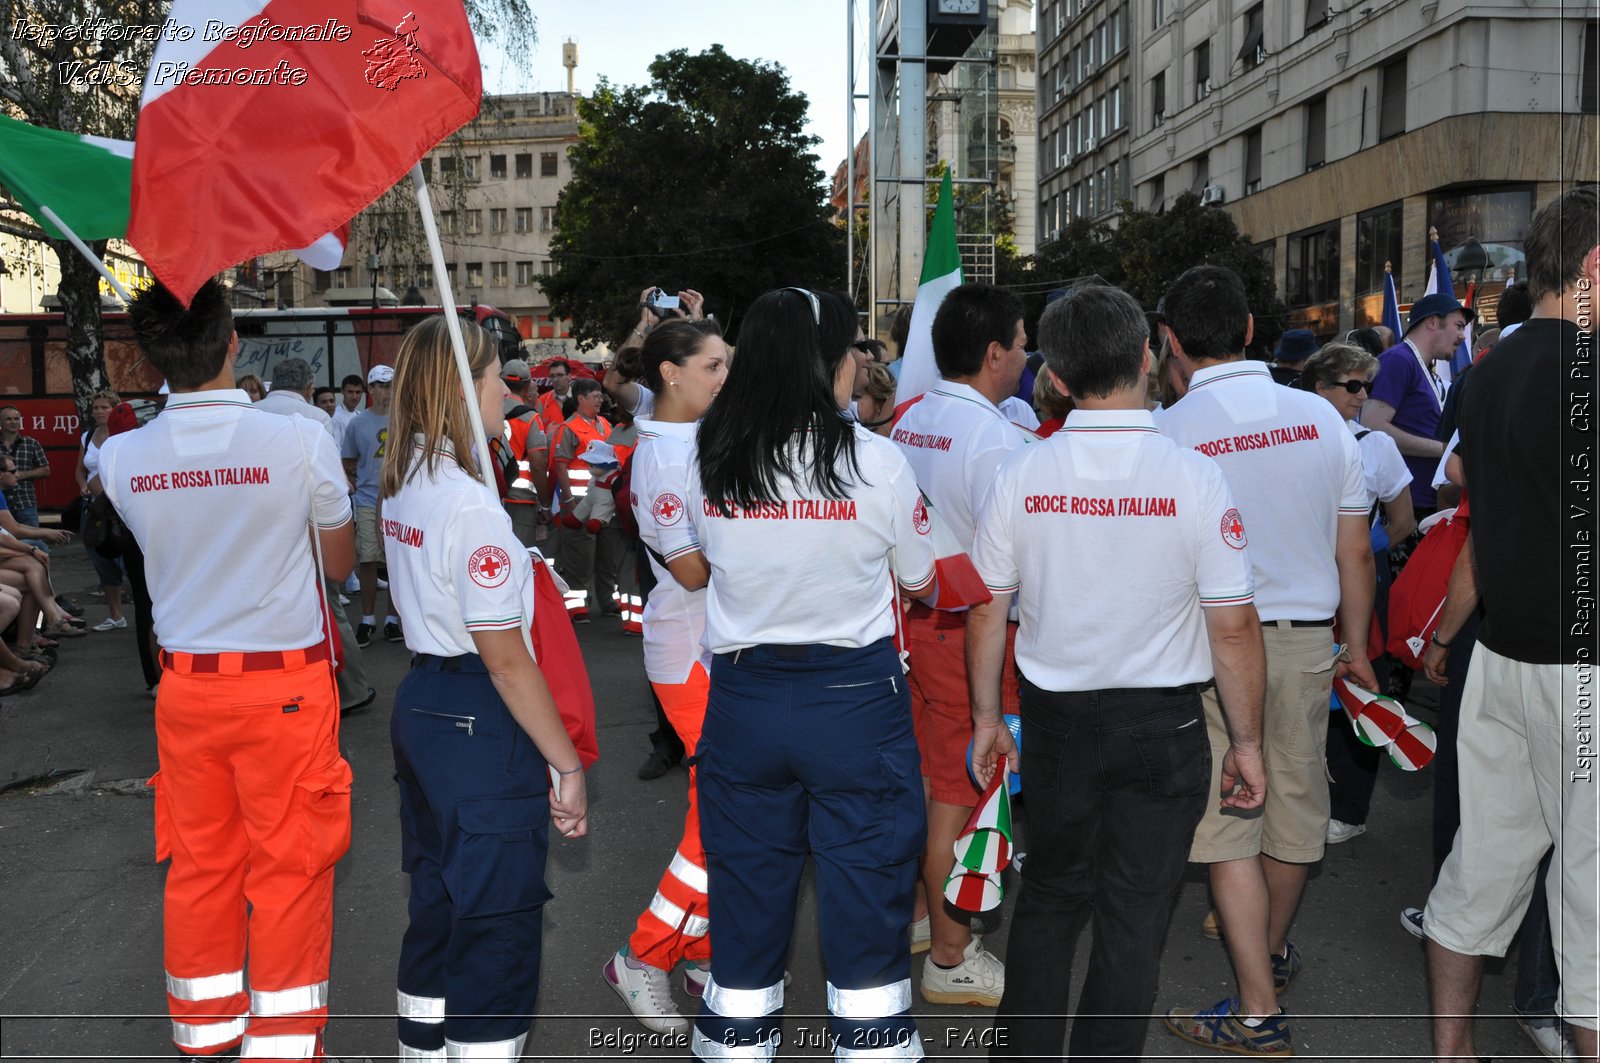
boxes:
[1334,676,1436,771]
[944,755,1014,913]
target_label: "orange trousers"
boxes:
[628,663,711,970]
[151,649,351,1061]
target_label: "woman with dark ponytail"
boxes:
[677,287,937,1062]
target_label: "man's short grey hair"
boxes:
[1036,283,1150,400]
[269,358,314,394]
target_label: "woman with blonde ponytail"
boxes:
[379,315,588,1062]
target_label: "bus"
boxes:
[0,303,521,509]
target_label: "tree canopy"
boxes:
[545,45,842,347]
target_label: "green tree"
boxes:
[1019,192,1285,352]
[546,45,842,347]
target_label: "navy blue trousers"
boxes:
[392,654,553,1056]
[693,639,926,1059]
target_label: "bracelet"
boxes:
[632,327,646,340]
[1431,633,1452,649]
[557,764,583,775]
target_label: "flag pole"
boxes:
[409,162,492,482]
[39,205,133,303]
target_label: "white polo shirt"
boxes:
[971,408,1254,691]
[892,381,1036,550]
[98,389,352,654]
[381,441,534,658]
[1351,420,1412,510]
[678,426,936,653]
[631,418,711,685]
[1158,360,1366,621]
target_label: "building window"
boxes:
[540,152,558,177]
[1584,21,1599,114]
[1428,186,1535,288]
[516,261,534,286]
[1148,173,1165,209]
[515,207,532,233]
[1286,221,1340,307]
[515,153,533,179]
[420,158,432,181]
[1355,201,1403,296]
[1151,70,1166,127]
[1112,5,1125,52]
[1191,151,1209,194]
[1153,0,1165,29]
[465,262,483,287]
[463,155,479,181]
[1305,0,1330,32]
[540,206,556,231]
[1110,81,1123,130]
[1245,127,1263,194]
[1194,41,1211,102]
[440,156,456,178]
[1304,94,1327,170]
[444,263,457,286]
[332,267,352,289]
[440,210,457,235]
[1239,5,1265,69]
[1088,28,1097,70]
[491,261,508,287]
[464,209,482,235]
[490,154,506,179]
[1379,54,1408,141]
[540,260,552,277]
[314,269,331,292]
[490,208,506,233]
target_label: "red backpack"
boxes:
[1386,498,1471,670]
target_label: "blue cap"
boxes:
[1406,292,1473,334]
[1273,329,1318,363]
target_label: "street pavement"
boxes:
[0,549,1542,1061]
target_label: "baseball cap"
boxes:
[1405,292,1474,335]
[367,364,395,385]
[501,358,531,383]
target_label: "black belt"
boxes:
[411,653,486,673]
[1260,618,1335,628]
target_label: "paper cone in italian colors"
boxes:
[1388,721,1438,772]
[1334,677,1435,771]
[944,870,1003,913]
[945,755,1013,911]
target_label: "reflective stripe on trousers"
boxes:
[251,981,328,1017]
[446,1033,528,1060]
[172,1015,249,1049]
[240,1032,318,1059]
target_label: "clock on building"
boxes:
[926,0,987,71]
[935,0,981,12]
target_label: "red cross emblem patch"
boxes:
[652,492,685,527]
[1220,508,1247,550]
[468,545,513,588]
[912,496,931,536]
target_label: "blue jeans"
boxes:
[79,507,124,588]
[993,679,1211,1061]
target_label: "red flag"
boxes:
[528,555,600,768]
[130,1,482,303]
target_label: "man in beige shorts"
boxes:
[1155,265,1376,1057]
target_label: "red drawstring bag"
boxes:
[1386,497,1471,670]
[528,554,600,768]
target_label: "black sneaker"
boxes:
[638,746,682,780]
[355,622,375,648]
[384,620,404,643]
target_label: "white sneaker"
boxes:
[377,577,389,590]
[683,961,709,999]
[920,936,1005,1007]
[1400,906,1425,939]
[1326,819,1367,844]
[604,948,688,1034]
[92,617,127,632]
[1517,1015,1577,1060]
[909,915,931,955]
[337,594,350,606]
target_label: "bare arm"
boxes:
[315,521,356,583]
[965,594,1017,789]
[1381,488,1416,544]
[1202,602,1267,810]
[600,368,643,414]
[75,444,90,495]
[1362,401,1446,460]
[1334,513,1379,690]
[665,551,711,591]
[471,627,589,837]
[1421,533,1479,685]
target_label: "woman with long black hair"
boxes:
[675,288,937,1062]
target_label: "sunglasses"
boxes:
[783,286,821,325]
[1331,379,1372,394]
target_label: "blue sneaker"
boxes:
[1272,940,1302,994]
[1164,998,1292,1057]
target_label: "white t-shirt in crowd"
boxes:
[381,440,534,659]
[257,388,337,438]
[99,389,352,654]
[1350,419,1412,510]
[893,381,1036,552]
[632,385,656,419]
[998,395,1040,431]
[972,408,1254,691]
[673,426,936,653]
[1158,360,1366,621]
[631,418,711,685]
[332,402,361,434]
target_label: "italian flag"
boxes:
[893,169,963,409]
[0,114,347,271]
[129,0,482,304]
[944,755,1013,913]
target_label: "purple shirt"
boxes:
[1369,340,1443,509]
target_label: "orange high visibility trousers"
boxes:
[151,652,351,1062]
[628,663,712,970]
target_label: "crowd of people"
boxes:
[64,181,1594,1063]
